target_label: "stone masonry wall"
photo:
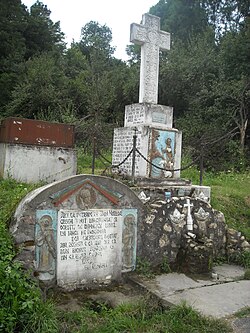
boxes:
[138,197,250,273]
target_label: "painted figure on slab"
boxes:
[150,129,175,178]
[122,214,136,270]
[76,186,97,209]
[36,215,56,274]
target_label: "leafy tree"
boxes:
[159,29,218,117]
[63,44,90,117]
[24,1,65,59]
[0,1,65,117]
[201,0,250,36]
[219,17,250,80]
[0,0,28,115]
[5,53,67,119]
[79,21,115,59]
[149,0,208,43]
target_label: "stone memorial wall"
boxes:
[11,175,144,289]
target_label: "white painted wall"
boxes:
[0,143,77,183]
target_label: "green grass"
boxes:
[57,301,231,333]
[234,306,250,318]
[206,172,250,240]
[77,148,112,175]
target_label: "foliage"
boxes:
[244,269,250,280]
[56,300,231,333]
[0,0,65,117]
[0,178,58,332]
[80,21,115,59]
[135,257,155,278]
[235,306,250,318]
[0,0,28,112]
[228,251,250,269]
[150,0,208,43]
[160,256,172,273]
[24,1,65,59]
[5,53,67,119]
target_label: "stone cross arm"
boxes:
[130,13,170,104]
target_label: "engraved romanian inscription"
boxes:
[57,209,123,286]
[112,128,143,176]
[125,105,145,125]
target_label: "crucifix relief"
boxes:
[184,199,194,231]
[130,14,170,104]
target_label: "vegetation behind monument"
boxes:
[0,0,249,169]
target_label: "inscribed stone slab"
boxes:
[124,103,173,129]
[57,209,123,288]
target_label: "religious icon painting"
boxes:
[35,210,57,280]
[150,129,176,178]
[122,208,137,272]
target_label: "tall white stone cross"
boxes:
[130,13,170,104]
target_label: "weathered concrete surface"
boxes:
[0,143,77,183]
[166,280,250,318]
[232,317,250,333]
[129,264,250,318]
[214,264,245,281]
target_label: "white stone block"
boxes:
[192,185,211,203]
[124,103,173,129]
[0,143,77,183]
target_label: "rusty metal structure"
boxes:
[0,117,75,148]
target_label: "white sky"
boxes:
[22,0,158,60]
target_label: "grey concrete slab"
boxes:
[135,273,216,298]
[129,265,250,318]
[166,281,250,318]
[213,264,245,282]
[232,316,250,333]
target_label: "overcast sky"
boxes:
[22,0,158,60]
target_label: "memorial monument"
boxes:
[112,13,182,180]
[11,175,145,289]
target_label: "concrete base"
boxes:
[135,177,192,188]
[0,143,77,183]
